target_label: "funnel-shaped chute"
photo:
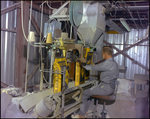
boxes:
[77,1,106,62]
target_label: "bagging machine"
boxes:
[19,1,106,118]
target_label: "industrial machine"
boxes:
[19,1,106,118]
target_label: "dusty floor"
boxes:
[135,97,149,118]
[83,89,149,118]
[1,80,149,118]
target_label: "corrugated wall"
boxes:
[1,1,149,86]
[105,28,149,80]
[28,9,49,85]
[1,1,49,86]
[1,1,17,85]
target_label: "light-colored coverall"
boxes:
[78,57,119,116]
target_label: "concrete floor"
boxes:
[135,97,149,118]
[84,89,149,118]
[1,80,149,118]
[67,79,149,118]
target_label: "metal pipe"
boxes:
[123,32,126,79]
[115,6,149,11]
[49,1,70,19]
[40,63,44,90]
[134,2,144,28]
[123,1,138,30]
[61,67,66,118]
[40,70,64,74]
[111,18,148,21]
[39,2,43,78]
[70,25,72,39]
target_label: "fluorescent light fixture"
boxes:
[120,18,131,32]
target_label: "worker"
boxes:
[72,46,119,118]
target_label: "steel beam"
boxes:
[103,38,149,71]
[24,1,51,15]
[1,2,20,15]
[31,14,43,38]
[106,19,124,34]
[1,28,16,33]
[1,81,9,88]
[27,64,40,84]
[96,37,149,70]
[121,37,149,52]
[103,37,149,56]
[105,44,149,46]
[15,3,29,89]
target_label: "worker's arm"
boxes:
[83,60,111,71]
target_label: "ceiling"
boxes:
[30,1,149,31]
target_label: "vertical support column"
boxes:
[123,32,126,79]
[40,63,44,90]
[61,67,66,118]
[15,2,29,91]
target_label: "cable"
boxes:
[47,1,56,9]
[43,75,53,86]
[134,2,144,28]
[21,1,42,48]
[110,1,117,17]
[21,1,28,41]
[134,25,149,43]
[8,84,15,88]
[40,1,47,7]
[122,0,138,30]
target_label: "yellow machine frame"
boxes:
[75,47,93,86]
[53,57,69,93]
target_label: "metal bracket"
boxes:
[53,96,61,118]
[73,86,83,103]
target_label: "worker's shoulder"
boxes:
[109,58,118,66]
[107,57,115,63]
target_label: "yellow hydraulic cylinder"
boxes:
[75,62,80,86]
[53,62,61,94]
[53,58,69,93]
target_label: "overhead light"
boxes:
[120,18,131,32]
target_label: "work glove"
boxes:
[82,65,91,70]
